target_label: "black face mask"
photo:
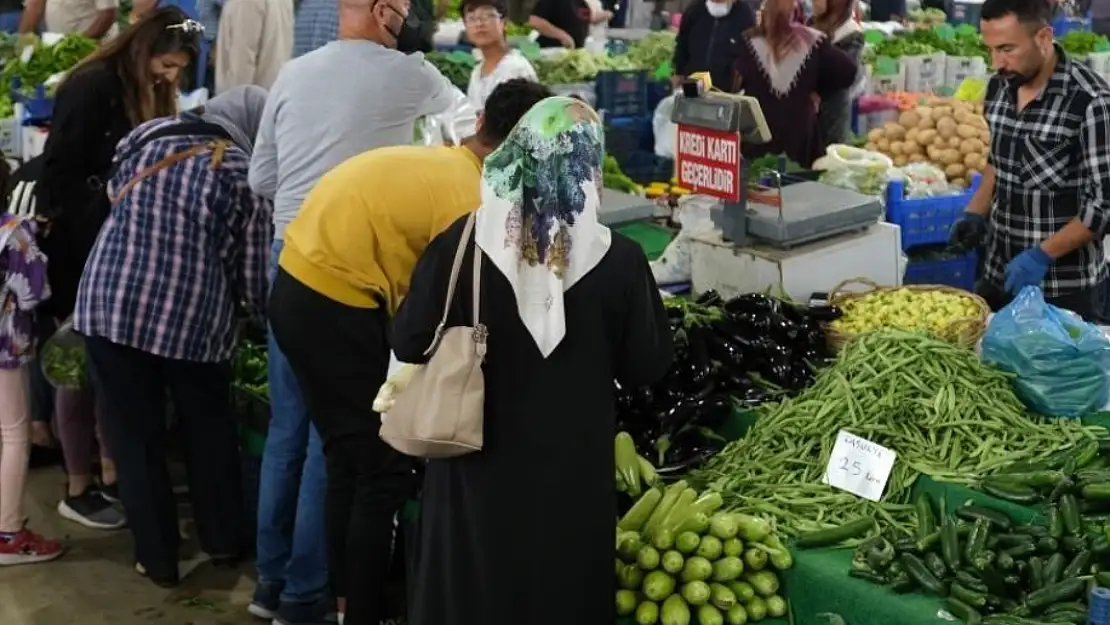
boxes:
[383,3,421,48]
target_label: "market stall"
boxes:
[105,10,1110,625]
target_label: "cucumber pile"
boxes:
[847,490,1108,624]
[616,482,792,625]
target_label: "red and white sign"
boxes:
[674,124,742,203]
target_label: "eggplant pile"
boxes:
[615,291,841,477]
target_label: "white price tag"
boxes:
[824,430,897,502]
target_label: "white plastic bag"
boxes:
[653,93,678,158]
[814,144,894,196]
[650,195,720,285]
[414,77,478,146]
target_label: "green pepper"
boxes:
[916,492,937,541]
[865,538,896,571]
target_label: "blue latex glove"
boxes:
[1003,247,1052,295]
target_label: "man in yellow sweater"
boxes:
[267,78,551,625]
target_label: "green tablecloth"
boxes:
[616,221,674,261]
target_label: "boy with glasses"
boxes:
[463,0,537,110]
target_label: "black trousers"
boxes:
[975,279,1107,323]
[269,269,417,625]
[83,336,242,580]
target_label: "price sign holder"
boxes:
[824,430,897,502]
[670,88,771,244]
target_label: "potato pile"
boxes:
[864,97,990,188]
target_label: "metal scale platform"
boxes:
[745,172,883,249]
[671,90,882,249]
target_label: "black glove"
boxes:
[947,211,987,254]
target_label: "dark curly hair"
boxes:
[477,79,553,146]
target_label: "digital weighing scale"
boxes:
[670,89,883,249]
[667,84,902,299]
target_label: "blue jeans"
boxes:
[255,239,329,605]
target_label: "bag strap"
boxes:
[471,222,487,359]
[110,119,234,179]
[110,140,233,205]
[423,212,477,357]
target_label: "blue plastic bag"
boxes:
[981,286,1110,417]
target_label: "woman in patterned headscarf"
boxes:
[393,97,674,625]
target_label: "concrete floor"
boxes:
[0,466,259,625]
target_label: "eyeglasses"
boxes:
[464,12,502,24]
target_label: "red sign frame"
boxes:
[674,124,742,203]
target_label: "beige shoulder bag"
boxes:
[379,213,487,459]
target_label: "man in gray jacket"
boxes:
[246,1,456,624]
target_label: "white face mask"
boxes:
[706,0,731,16]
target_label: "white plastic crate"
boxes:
[866,63,907,95]
[550,82,597,107]
[903,52,947,92]
[944,56,989,89]
[0,117,21,160]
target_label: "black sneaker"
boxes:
[97,482,120,504]
[57,488,126,530]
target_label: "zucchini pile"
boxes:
[616,483,792,625]
[848,490,1108,624]
[976,439,1110,508]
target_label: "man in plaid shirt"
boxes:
[949,0,1110,321]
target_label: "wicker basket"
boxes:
[826,277,990,350]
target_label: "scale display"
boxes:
[672,98,737,132]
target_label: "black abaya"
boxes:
[391,215,674,625]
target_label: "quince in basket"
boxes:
[831,288,982,336]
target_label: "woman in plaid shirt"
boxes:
[73,86,272,588]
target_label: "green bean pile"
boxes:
[691,329,1106,538]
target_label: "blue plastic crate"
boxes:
[647,81,671,113]
[619,151,675,184]
[947,0,983,27]
[596,70,648,118]
[904,250,978,291]
[887,173,982,252]
[11,80,53,122]
[1053,16,1090,36]
[604,115,653,161]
